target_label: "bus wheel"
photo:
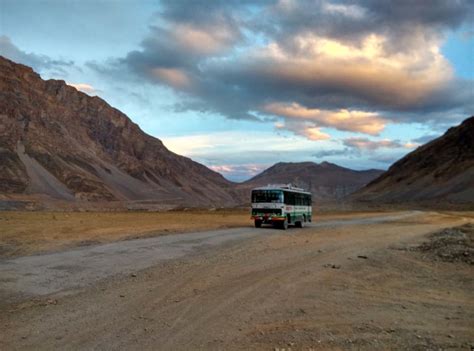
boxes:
[254,220,262,228]
[281,219,288,230]
[296,220,304,228]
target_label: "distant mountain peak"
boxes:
[241,161,383,200]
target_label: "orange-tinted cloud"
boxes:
[173,23,237,55]
[210,163,265,175]
[101,0,473,128]
[275,120,331,141]
[67,82,97,95]
[254,33,452,109]
[150,68,191,89]
[267,103,386,136]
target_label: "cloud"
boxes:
[275,120,330,141]
[343,137,418,150]
[412,134,441,144]
[299,126,331,141]
[0,35,74,75]
[161,134,215,156]
[404,142,421,149]
[120,3,242,82]
[266,103,386,135]
[66,83,97,95]
[369,154,401,165]
[209,163,268,181]
[312,148,352,158]
[90,1,473,139]
[172,23,238,55]
[322,2,366,19]
[268,0,474,44]
[161,130,336,180]
[161,130,336,163]
[214,30,457,112]
[364,0,474,30]
[150,68,192,89]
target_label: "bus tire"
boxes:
[254,220,262,228]
[281,219,288,230]
[296,220,304,228]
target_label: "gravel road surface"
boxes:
[2,210,472,350]
[0,212,418,300]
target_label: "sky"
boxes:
[1,0,473,181]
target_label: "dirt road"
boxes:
[0,212,418,301]
[1,211,473,350]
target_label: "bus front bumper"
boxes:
[251,215,286,222]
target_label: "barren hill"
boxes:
[0,56,239,209]
[353,116,474,206]
[240,161,383,200]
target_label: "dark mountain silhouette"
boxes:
[353,116,474,206]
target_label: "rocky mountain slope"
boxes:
[352,116,474,206]
[0,56,239,209]
[239,162,383,201]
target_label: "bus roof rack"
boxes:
[262,183,306,192]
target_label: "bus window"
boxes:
[252,190,284,203]
[279,192,284,203]
[284,191,295,205]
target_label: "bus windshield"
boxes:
[252,190,284,203]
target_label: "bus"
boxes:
[250,184,312,229]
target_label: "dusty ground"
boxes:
[0,210,390,257]
[1,211,473,350]
[0,212,415,302]
[0,210,250,257]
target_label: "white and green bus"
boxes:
[250,184,312,230]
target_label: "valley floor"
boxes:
[0,209,391,257]
[1,211,473,350]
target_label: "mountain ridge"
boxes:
[240,161,384,201]
[0,55,239,209]
[352,116,474,206]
